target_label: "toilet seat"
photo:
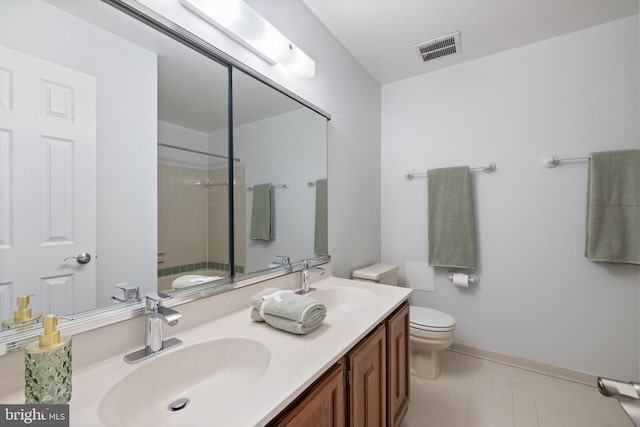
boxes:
[409,306,456,332]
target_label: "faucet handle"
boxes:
[145,291,172,312]
[274,255,290,266]
[113,282,139,302]
[301,256,328,269]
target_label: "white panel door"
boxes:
[0,45,96,319]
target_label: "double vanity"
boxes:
[0,267,411,426]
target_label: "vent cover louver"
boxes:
[415,32,460,63]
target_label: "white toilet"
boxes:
[352,263,456,380]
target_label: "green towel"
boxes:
[250,183,275,241]
[314,178,328,256]
[250,288,326,335]
[586,150,640,265]
[427,166,477,269]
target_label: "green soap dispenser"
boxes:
[25,314,72,404]
[2,295,41,331]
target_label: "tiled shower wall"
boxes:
[206,166,247,273]
[158,163,242,275]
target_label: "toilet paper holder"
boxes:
[447,270,480,286]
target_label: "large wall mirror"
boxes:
[0,0,328,350]
[231,70,328,276]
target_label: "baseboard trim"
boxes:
[449,342,598,388]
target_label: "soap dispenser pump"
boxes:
[25,314,72,404]
[2,295,41,331]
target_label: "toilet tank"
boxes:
[352,263,399,286]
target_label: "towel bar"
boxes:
[248,183,289,191]
[542,155,591,168]
[406,161,496,180]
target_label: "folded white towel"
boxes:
[249,287,326,334]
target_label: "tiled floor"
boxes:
[401,350,634,427]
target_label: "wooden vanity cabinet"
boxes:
[386,302,410,427]
[347,323,387,426]
[268,301,410,427]
[268,359,347,427]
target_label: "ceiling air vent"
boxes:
[415,32,460,63]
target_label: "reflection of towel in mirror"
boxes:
[250,183,275,241]
[249,287,326,334]
[586,150,640,265]
[314,179,328,256]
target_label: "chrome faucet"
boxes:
[271,255,292,272]
[124,292,182,364]
[297,259,325,295]
[274,255,291,266]
[145,292,181,353]
[112,282,140,303]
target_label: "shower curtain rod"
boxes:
[405,161,496,180]
[158,142,241,162]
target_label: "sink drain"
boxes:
[168,398,190,412]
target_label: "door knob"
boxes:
[64,253,91,264]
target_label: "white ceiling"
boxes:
[301,0,639,84]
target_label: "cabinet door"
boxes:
[348,324,386,427]
[272,360,346,427]
[387,302,410,427]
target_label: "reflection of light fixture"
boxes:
[179,0,315,79]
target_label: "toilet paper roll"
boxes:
[452,273,469,288]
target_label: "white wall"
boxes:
[381,16,640,379]
[0,1,158,307]
[138,0,382,279]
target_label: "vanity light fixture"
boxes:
[179,0,315,79]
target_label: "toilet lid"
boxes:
[409,306,456,331]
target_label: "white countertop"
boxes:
[6,277,411,427]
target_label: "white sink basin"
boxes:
[311,287,376,312]
[97,338,270,427]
